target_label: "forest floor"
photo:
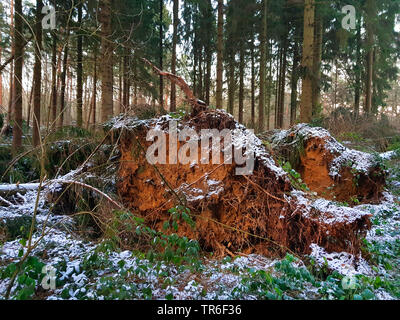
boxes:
[0,121,400,300]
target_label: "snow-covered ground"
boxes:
[0,180,399,300]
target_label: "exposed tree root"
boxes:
[266,124,387,203]
[111,111,371,258]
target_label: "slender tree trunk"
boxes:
[227,57,235,115]
[334,59,338,110]
[198,52,204,101]
[27,81,34,128]
[290,37,300,125]
[277,32,288,129]
[59,29,70,128]
[205,47,212,106]
[216,0,224,109]
[91,49,97,126]
[364,0,375,116]
[118,58,122,113]
[193,40,197,97]
[266,41,273,130]
[99,0,113,122]
[33,0,43,147]
[159,0,164,110]
[12,0,23,154]
[312,11,323,116]
[133,55,138,105]
[0,34,3,107]
[299,0,315,123]
[50,1,58,129]
[122,52,130,112]
[68,66,72,125]
[238,44,245,124]
[354,19,361,118]
[1,0,14,135]
[250,41,255,128]
[372,48,378,115]
[170,0,179,112]
[275,47,282,128]
[258,0,267,132]
[76,2,83,127]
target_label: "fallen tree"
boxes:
[110,110,371,257]
[266,124,387,204]
[0,183,41,198]
[103,60,372,257]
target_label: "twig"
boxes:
[0,36,33,73]
[52,179,123,210]
[243,175,287,203]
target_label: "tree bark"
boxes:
[59,28,70,128]
[159,0,164,110]
[299,0,315,123]
[76,2,83,127]
[290,36,300,125]
[238,44,245,124]
[364,0,376,116]
[50,1,58,129]
[354,19,361,118]
[250,41,255,129]
[91,48,97,127]
[99,0,114,122]
[170,0,179,112]
[258,0,267,132]
[216,0,224,109]
[1,0,14,136]
[227,57,235,115]
[33,0,43,147]
[12,0,23,154]
[312,10,323,116]
[277,31,288,129]
[0,34,3,107]
[123,52,130,112]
